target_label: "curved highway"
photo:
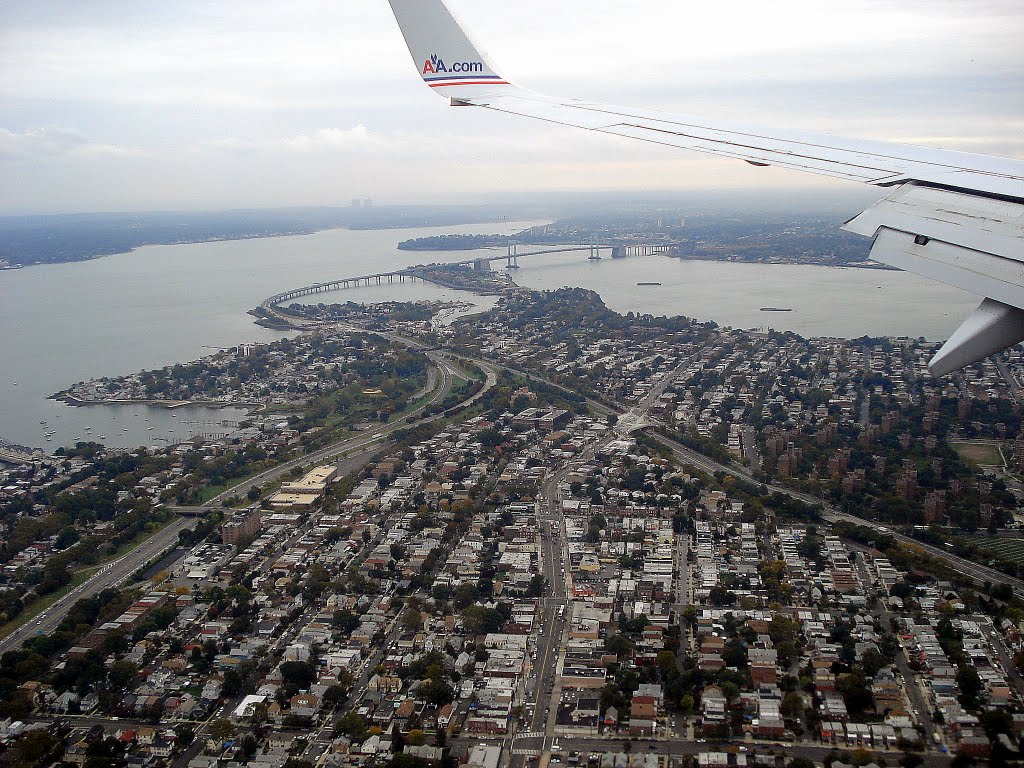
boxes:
[0,353,498,655]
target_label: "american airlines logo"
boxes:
[422,54,484,76]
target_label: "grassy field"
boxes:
[975,537,1024,565]
[952,441,1004,467]
[197,467,268,504]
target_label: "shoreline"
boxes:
[0,217,525,271]
[6,231,963,452]
[52,394,265,413]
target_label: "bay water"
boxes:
[0,221,979,451]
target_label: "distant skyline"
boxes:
[1,0,1021,214]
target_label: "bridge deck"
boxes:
[263,243,675,307]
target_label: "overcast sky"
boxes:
[1,0,1021,214]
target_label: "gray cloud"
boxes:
[0,127,143,159]
[1,0,1020,213]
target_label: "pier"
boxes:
[0,447,40,466]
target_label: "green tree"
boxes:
[175,724,195,747]
[332,609,359,634]
[402,607,423,632]
[452,582,479,610]
[860,647,887,678]
[8,730,62,768]
[280,660,316,688]
[387,755,429,768]
[240,735,259,761]
[606,633,635,658]
[335,711,369,740]
[525,575,546,597]
[209,719,234,742]
[781,691,804,720]
[417,679,455,707]
[221,667,244,697]
[461,605,505,634]
[956,666,983,706]
[107,660,139,689]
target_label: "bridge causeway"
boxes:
[261,242,678,310]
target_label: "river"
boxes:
[0,221,979,451]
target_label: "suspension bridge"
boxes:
[260,241,678,310]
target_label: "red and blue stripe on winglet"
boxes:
[424,74,510,88]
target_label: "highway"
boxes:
[0,516,197,655]
[187,351,502,512]
[467,352,1024,603]
[193,351,463,510]
[650,432,1024,600]
[466,353,1024,602]
[258,277,1024,603]
[0,353,499,657]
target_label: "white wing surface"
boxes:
[386,0,1024,376]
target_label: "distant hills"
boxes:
[0,206,516,267]
[0,191,884,269]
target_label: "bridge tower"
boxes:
[506,241,519,269]
[588,244,601,260]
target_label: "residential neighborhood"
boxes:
[3,287,1024,768]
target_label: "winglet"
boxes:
[929,298,1024,377]
[387,0,512,96]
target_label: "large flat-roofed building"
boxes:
[279,465,337,495]
[174,543,234,580]
[269,464,338,507]
[466,745,502,768]
[268,492,321,509]
[512,408,571,433]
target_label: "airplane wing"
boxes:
[386,0,1024,376]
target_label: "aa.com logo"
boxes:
[422,54,484,75]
